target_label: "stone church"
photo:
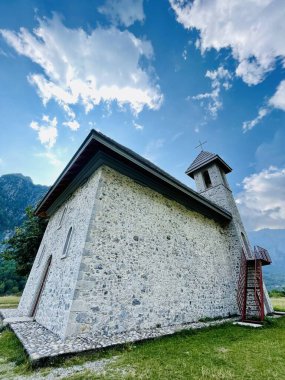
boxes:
[14,130,273,343]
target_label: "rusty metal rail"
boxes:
[237,245,271,322]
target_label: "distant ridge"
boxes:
[0,173,49,244]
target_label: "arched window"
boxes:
[37,245,46,267]
[62,227,73,259]
[241,232,251,256]
[203,170,212,188]
[58,206,67,229]
[31,255,52,317]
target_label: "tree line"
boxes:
[0,206,47,295]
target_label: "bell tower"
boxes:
[186,149,274,319]
[186,150,252,256]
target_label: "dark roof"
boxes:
[35,130,232,224]
[186,150,232,178]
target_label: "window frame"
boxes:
[241,232,251,256]
[58,206,68,230]
[37,244,46,267]
[202,170,212,189]
[61,226,73,259]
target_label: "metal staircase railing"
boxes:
[253,257,264,321]
[237,249,247,321]
[237,245,271,322]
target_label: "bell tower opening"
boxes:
[202,170,212,189]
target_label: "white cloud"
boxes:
[98,0,145,27]
[0,14,162,121]
[236,167,285,230]
[88,121,97,130]
[269,80,285,111]
[144,138,165,162]
[192,66,232,118]
[170,1,285,127]
[172,131,183,141]
[30,115,58,148]
[133,122,144,130]
[242,79,285,131]
[169,0,285,86]
[255,129,285,171]
[242,107,270,132]
[242,80,285,131]
[63,119,80,131]
[34,150,63,167]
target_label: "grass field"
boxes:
[0,295,285,379]
[0,316,285,379]
[271,297,285,312]
[0,295,20,309]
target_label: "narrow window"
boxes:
[37,245,46,267]
[203,170,212,188]
[62,227,73,259]
[241,232,251,256]
[58,207,67,229]
[31,255,52,317]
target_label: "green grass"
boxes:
[271,297,285,312]
[0,295,285,379]
[110,318,285,380]
[0,295,20,309]
[0,317,285,379]
[268,288,285,298]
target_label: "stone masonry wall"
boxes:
[65,166,240,339]
[18,169,102,338]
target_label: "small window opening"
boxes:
[58,207,67,229]
[62,227,73,259]
[241,232,251,256]
[37,245,46,267]
[203,170,212,188]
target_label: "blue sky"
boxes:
[0,0,285,231]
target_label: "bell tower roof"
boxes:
[186,150,232,179]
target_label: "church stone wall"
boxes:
[18,169,102,338]
[65,166,240,339]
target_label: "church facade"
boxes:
[17,131,273,341]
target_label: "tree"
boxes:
[0,258,26,295]
[2,206,48,277]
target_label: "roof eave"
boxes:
[186,156,232,179]
[35,130,232,224]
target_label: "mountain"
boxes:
[248,229,285,290]
[0,173,48,243]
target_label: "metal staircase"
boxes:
[237,246,271,323]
